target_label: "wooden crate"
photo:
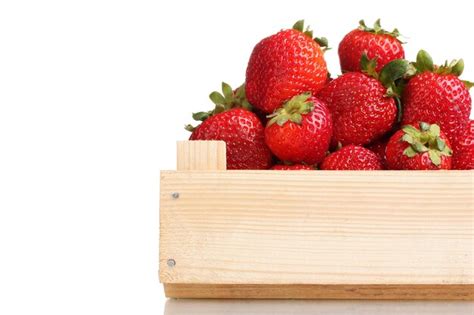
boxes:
[159,141,474,300]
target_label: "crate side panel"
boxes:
[160,171,474,285]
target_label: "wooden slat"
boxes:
[159,171,474,293]
[164,284,474,300]
[176,140,226,170]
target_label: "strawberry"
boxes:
[245,20,328,114]
[187,83,272,170]
[271,164,314,170]
[317,58,410,146]
[190,108,272,169]
[385,122,452,170]
[264,93,332,165]
[402,50,472,142]
[451,120,474,170]
[320,145,383,170]
[339,19,404,73]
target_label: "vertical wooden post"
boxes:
[163,141,226,296]
[176,140,226,170]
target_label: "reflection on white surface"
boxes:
[165,299,474,315]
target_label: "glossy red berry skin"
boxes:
[317,72,397,146]
[338,29,404,73]
[190,108,272,170]
[402,72,472,142]
[320,145,383,170]
[451,120,474,170]
[246,29,328,114]
[271,164,314,170]
[385,126,452,170]
[264,97,332,165]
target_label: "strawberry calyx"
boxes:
[400,122,452,167]
[267,92,314,126]
[463,80,474,89]
[358,19,402,40]
[412,49,434,73]
[379,59,416,97]
[209,82,252,111]
[360,53,378,78]
[185,82,252,131]
[361,53,415,97]
[292,20,330,52]
[412,50,474,89]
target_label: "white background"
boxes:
[0,0,472,314]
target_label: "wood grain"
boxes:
[176,140,226,170]
[160,170,473,287]
[164,284,474,300]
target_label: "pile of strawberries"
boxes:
[186,19,473,170]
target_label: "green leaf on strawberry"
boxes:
[358,18,402,40]
[292,19,329,51]
[400,122,452,166]
[379,59,415,97]
[267,92,314,126]
[412,50,472,81]
[360,53,378,78]
[462,80,474,89]
[185,82,252,131]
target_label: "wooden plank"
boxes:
[176,140,226,170]
[159,171,473,291]
[164,284,474,300]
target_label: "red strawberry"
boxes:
[402,50,472,142]
[187,83,272,170]
[190,108,271,169]
[320,145,383,170]
[246,20,328,114]
[386,122,452,170]
[317,58,410,146]
[339,19,404,73]
[451,120,474,170]
[366,137,390,169]
[264,93,332,165]
[271,164,314,170]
